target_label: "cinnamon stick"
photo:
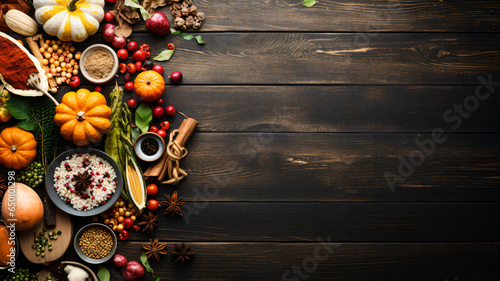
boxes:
[144,149,168,180]
[25,35,57,91]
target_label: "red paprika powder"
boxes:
[0,35,38,90]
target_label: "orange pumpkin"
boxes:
[54,89,112,146]
[0,127,37,169]
[134,70,165,101]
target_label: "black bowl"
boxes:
[45,148,123,217]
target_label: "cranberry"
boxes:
[169,71,182,83]
[152,64,164,75]
[94,86,102,92]
[127,63,137,73]
[119,230,130,240]
[165,105,176,117]
[156,129,167,138]
[125,82,134,91]
[104,12,114,22]
[124,72,132,82]
[117,48,128,60]
[127,41,138,52]
[156,98,164,105]
[152,106,164,118]
[123,218,133,228]
[143,60,154,70]
[149,126,159,133]
[128,99,138,109]
[132,50,146,62]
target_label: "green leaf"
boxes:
[16,118,36,131]
[153,277,161,281]
[141,252,154,275]
[125,0,151,20]
[97,266,110,281]
[194,35,205,44]
[153,49,175,61]
[135,103,153,133]
[170,28,181,35]
[130,125,142,143]
[6,96,29,120]
[180,33,194,40]
[301,0,317,7]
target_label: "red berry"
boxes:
[127,99,137,109]
[126,41,138,52]
[123,218,133,228]
[167,43,175,50]
[132,50,146,62]
[123,72,132,82]
[104,12,114,22]
[126,63,137,73]
[149,126,159,133]
[69,76,80,87]
[119,230,129,240]
[147,184,158,196]
[160,121,170,130]
[135,61,142,71]
[155,98,164,105]
[169,71,182,83]
[124,82,134,91]
[147,199,160,211]
[156,129,167,139]
[152,106,164,118]
[94,86,102,92]
[165,105,176,117]
[152,64,164,75]
[133,225,141,232]
[117,48,128,60]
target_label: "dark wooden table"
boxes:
[2,0,500,280]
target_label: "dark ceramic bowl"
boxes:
[74,223,117,264]
[45,148,123,217]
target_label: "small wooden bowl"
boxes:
[134,132,166,162]
[74,223,117,264]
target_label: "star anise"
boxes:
[72,171,92,197]
[0,174,7,201]
[138,211,158,235]
[172,243,194,265]
[161,191,185,217]
[142,238,167,261]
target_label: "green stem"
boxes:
[67,0,79,11]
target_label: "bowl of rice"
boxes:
[45,148,123,217]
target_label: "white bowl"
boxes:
[80,44,118,85]
[134,132,166,162]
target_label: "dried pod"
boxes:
[185,15,194,27]
[174,17,185,29]
[189,5,197,16]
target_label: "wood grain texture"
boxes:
[71,202,500,242]
[131,0,500,32]
[124,133,500,202]
[74,84,500,133]
[91,33,499,85]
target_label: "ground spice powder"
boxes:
[84,50,114,79]
[0,36,39,90]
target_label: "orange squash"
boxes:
[1,182,44,231]
[134,71,165,101]
[0,225,13,266]
[0,127,37,169]
[54,89,112,146]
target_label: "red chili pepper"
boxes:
[119,63,127,73]
[167,43,175,50]
[139,44,150,53]
[133,225,141,232]
[69,76,80,87]
[119,230,130,240]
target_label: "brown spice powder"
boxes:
[84,50,114,79]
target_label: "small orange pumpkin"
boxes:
[54,89,112,146]
[134,70,165,101]
[0,126,37,169]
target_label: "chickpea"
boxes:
[67,53,73,59]
[66,73,71,79]
[54,61,60,67]
[50,40,56,46]
[56,77,62,84]
[47,47,53,53]
[114,211,120,218]
[47,73,53,79]
[67,67,73,73]
[117,216,124,223]
[128,203,134,209]
[59,56,65,62]
[65,57,70,63]
[44,52,51,59]
[61,62,66,68]
[52,44,59,51]
[117,224,124,231]
[62,42,68,48]
[39,47,46,53]
[114,202,120,208]
[75,52,81,60]
[125,211,131,217]
[119,201,125,207]
[131,215,136,221]
[112,225,117,231]
[104,219,110,224]
[43,42,49,48]
[70,46,76,53]
[61,71,67,77]
[69,60,75,66]
[57,48,63,55]
[50,68,57,74]
[56,40,62,45]
[62,67,67,72]
[52,52,58,59]
[72,69,78,75]
[56,66,61,72]
[51,87,57,94]
[61,77,66,83]
[67,42,72,46]
[42,59,49,65]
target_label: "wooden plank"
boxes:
[80,202,499,242]
[131,133,500,202]
[130,0,500,32]
[96,242,498,281]
[81,33,500,85]
[72,85,500,133]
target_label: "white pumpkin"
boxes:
[33,0,105,42]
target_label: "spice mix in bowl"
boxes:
[74,223,117,264]
[80,44,118,85]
